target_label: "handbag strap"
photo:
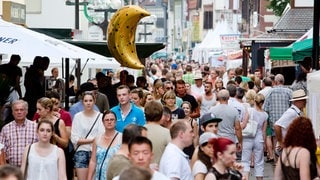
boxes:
[98,132,119,180]
[75,113,101,152]
[24,144,32,179]
[248,107,254,121]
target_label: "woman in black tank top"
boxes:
[204,137,243,180]
[36,97,69,148]
[274,117,318,180]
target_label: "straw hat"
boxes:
[290,89,308,101]
[193,73,203,80]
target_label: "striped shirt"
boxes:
[0,120,38,167]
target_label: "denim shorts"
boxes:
[74,150,91,168]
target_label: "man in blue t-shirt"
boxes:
[111,85,146,132]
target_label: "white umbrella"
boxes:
[0,18,120,69]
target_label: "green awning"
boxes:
[270,38,320,62]
[269,45,293,61]
[292,38,316,61]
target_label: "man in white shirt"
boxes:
[191,74,204,96]
[274,89,307,150]
[159,121,195,180]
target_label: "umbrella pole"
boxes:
[65,58,70,111]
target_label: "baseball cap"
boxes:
[171,64,178,70]
[199,132,217,145]
[200,113,222,127]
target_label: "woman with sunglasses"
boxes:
[71,91,104,180]
[87,110,122,180]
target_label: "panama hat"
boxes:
[193,73,203,80]
[290,89,308,101]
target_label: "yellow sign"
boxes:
[192,15,200,42]
[2,1,26,25]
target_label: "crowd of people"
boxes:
[0,54,318,180]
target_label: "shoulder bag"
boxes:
[24,144,32,180]
[72,113,101,153]
[242,108,258,138]
[98,132,119,180]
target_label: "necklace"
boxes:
[104,131,116,140]
[101,131,117,148]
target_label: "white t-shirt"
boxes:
[275,105,301,138]
[192,160,208,176]
[71,111,104,151]
[191,84,204,96]
[159,143,193,180]
[228,97,246,122]
[152,171,170,180]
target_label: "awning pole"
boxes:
[312,0,319,70]
[65,58,70,111]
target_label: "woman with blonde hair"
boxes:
[241,94,268,180]
[152,80,164,102]
[213,78,224,95]
[162,90,185,120]
[36,97,68,148]
[245,89,257,107]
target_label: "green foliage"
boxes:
[267,0,290,16]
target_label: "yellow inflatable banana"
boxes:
[107,5,150,69]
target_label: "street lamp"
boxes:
[252,11,266,28]
[84,0,122,39]
[138,15,157,42]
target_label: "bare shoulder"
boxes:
[297,147,310,158]
[204,172,216,180]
